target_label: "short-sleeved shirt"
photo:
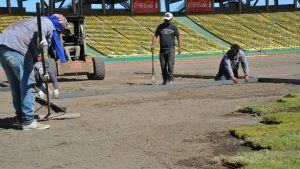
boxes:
[155,23,180,50]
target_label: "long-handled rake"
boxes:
[35,3,80,120]
[150,48,157,85]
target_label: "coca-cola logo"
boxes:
[188,0,211,8]
[134,0,158,9]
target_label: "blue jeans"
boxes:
[0,45,35,124]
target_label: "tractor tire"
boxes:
[88,57,105,80]
[46,58,57,76]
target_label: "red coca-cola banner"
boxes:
[132,0,159,14]
[186,0,212,13]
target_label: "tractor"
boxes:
[47,16,105,80]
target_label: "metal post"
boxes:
[158,0,161,13]
[294,0,297,9]
[49,0,54,15]
[185,0,188,14]
[102,0,106,15]
[275,0,278,6]
[266,0,269,10]
[238,0,242,12]
[246,0,251,11]
[40,0,45,15]
[212,0,214,13]
[17,0,23,8]
[79,0,83,16]
[6,0,11,14]
[130,0,133,15]
[72,0,76,14]
[165,0,169,12]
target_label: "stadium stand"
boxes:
[188,14,283,50]
[1,12,299,57]
[0,15,23,33]
[229,13,300,48]
[261,12,300,38]
[85,15,226,56]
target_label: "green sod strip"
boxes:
[237,93,300,116]
[262,112,300,124]
[230,111,300,150]
[215,150,300,169]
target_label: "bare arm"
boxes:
[177,35,182,54]
[151,34,158,51]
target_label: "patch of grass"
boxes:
[237,93,300,116]
[230,123,300,150]
[215,150,300,169]
[262,112,300,124]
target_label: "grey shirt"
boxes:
[223,49,249,77]
[0,17,55,57]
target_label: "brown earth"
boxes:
[0,54,299,169]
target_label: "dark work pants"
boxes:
[159,49,175,81]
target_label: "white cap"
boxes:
[164,12,173,20]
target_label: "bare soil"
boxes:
[0,54,299,169]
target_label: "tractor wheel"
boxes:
[87,57,105,80]
[46,58,57,76]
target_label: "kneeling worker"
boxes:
[215,44,250,84]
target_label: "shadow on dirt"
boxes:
[57,77,89,82]
[0,117,19,130]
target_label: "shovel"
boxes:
[150,48,157,85]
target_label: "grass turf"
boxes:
[215,150,300,169]
[237,93,300,116]
[216,94,300,168]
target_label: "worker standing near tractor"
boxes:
[0,14,67,130]
[151,12,182,85]
[215,44,250,84]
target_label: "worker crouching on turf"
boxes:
[34,56,59,99]
[215,44,250,84]
[151,12,182,85]
[0,14,67,130]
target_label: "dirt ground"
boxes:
[0,54,299,169]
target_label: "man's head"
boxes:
[228,44,240,59]
[49,14,67,32]
[164,12,173,25]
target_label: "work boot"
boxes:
[12,116,22,129]
[21,120,50,130]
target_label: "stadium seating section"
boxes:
[85,15,225,57]
[189,11,300,50]
[1,12,300,57]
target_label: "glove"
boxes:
[53,89,59,98]
[232,77,238,84]
[38,90,46,99]
[39,39,48,49]
[38,68,50,82]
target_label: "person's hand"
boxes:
[244,75,250,83]
[150,45,155,52]
[38,68,50,82]
[38,90,46,99]
[39,39,48,49]
[178,48,182,54]
[232,77,238,84]
[53,89,59,98]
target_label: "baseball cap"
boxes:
[164,12,173,20]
